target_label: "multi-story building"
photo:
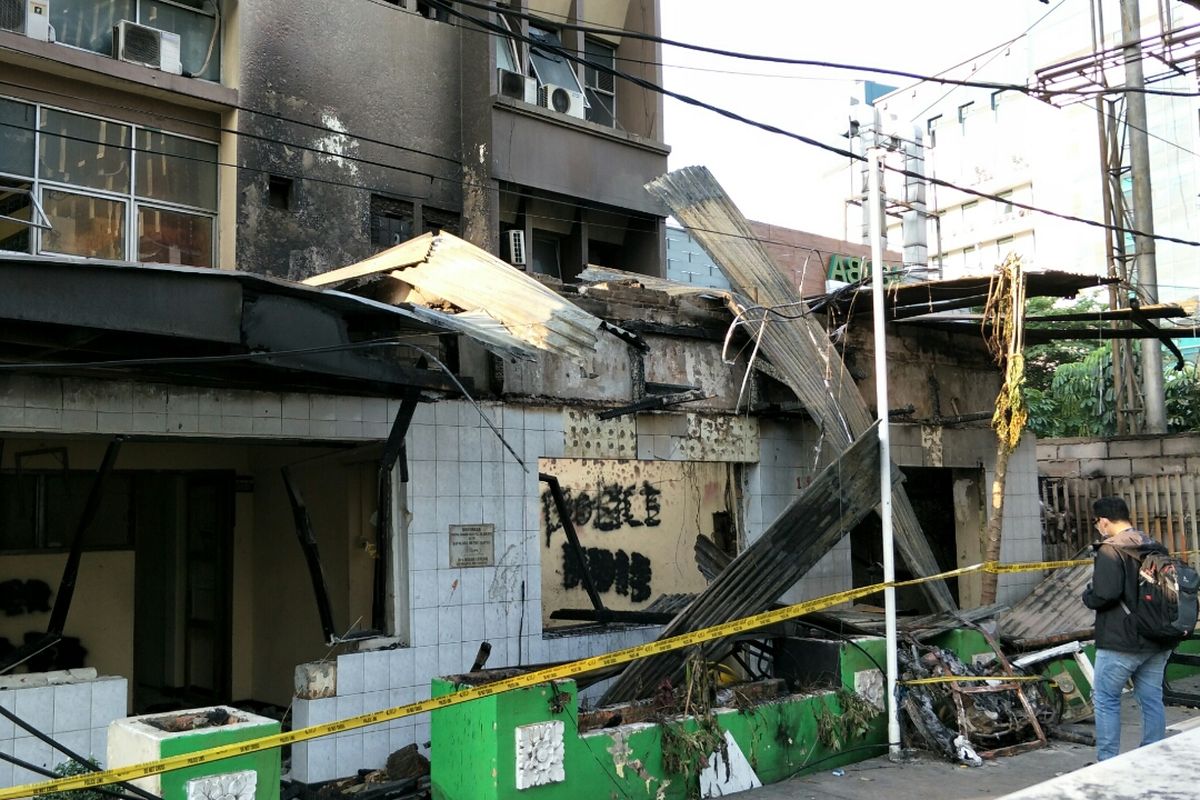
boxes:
[830,2,1200,305]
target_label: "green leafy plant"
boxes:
[43,758,107,800]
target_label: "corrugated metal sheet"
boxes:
[994,548,1094,648]
[304,232,606,363]
[643,166,955,614]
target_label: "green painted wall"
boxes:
[431,639,890,800]
[156,722,281,800]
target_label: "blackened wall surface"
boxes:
[235,1,466,280]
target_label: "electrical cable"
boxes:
[451,0,1200,100]
[428,0,1200,249]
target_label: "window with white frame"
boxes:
[583,38,616,127]
[0,96,218,266]
[48,0,222,81]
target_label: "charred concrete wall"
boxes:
[235,2,466,279]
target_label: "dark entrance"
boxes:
[850,467,960,613]
[133,471,234,712]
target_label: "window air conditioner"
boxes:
[506,229,527,266]
[538,84,585,120]
[113,20,182,75]
[497,68,537,105]
[0,0,51,41]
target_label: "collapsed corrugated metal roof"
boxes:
[304,232,610,363]
[994,548,1094,649]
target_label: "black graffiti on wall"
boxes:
[561,544,653,603]
[541,480,663,542]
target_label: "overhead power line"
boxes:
[452,0,1200,99]
[431,0,1200,249]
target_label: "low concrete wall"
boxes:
[1036,432,1200,479]
[0,671,126,788]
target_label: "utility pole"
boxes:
[1121,0,1167,432]
[868,146,901,760]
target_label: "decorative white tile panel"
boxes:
[515,721,565,790]
[186,770,256,800]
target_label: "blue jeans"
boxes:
[1092,647,1172,760]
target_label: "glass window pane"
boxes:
[528,27,585,93]
[0,98,35,177]
[135,130,218,210]
[42,189,126,260]
[0,474,38,552]
[40,109,131,193]
[137,206,213,267]
[0,180,35,253]
[43,473,132,549]
[140,1,221,81]
[51,0,135,55]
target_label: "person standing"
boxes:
[1082,495,1174,761]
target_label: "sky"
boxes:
[658,0,1048,232]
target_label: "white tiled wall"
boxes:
[0,375,395,441]
[0,676,127,789]
[290,401,661,784]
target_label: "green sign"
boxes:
[827,254,902,284]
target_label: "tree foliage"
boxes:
[1022,296,1200,437]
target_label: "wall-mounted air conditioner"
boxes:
[538,84,585,120]
[0,0,51,41]
[497,68,537,105]
[113,20,182,74]
[506,229,527,266]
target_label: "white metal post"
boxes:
[868,146,901,758]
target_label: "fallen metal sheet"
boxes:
[994,547,1094,649]
[600,423,895,704]
[303,232,608,363]
[644,166,955,614]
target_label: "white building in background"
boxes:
[841,1,1200,304]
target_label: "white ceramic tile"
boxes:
[409,424,436,460]
[335,731,363,779]
[336,654,365,696]
[460,603,485,645]
[413,646,438,687]
[336,693,364,720]
[52,682,92,732]
[459,426,483,461]
[435,461,458,498]
[411,534,437,572]
[363,729,390,769]
[362,650,390,693]
[435,426,459,461]
[389,687,416,716]
[434,402,458,426]
[89,727,108,763]
[411,610,438,647]
[389,726,416,754]
[12,736,53,779]
[459,496,483,524]
[457,462,482,496]
[460,574,485,606]
[15,687,53,732]
[437,605,461,645]
[363,690,389,716]
[411,569,438,609]
[56,730,89,762]
[0,690,14,740]
[437,569,462,605]
[305,737,337,783]
[437,643,462,676]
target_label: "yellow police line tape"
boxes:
[1,556,1098,799]
[900,675,1048,686]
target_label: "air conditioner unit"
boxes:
[0,0,51,41]
[113,20,182,75]
[506,229,527,266]
[538,84,585,120]
[497,68,537,105]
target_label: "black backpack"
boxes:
[1120,549,1200,645]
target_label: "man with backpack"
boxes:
[1082,495,1198,761]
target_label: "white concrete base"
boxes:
[999,724,1200,799]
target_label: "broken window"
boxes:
[494,12,520,74]
[530,230,562,279]
[370,194,414,248]
[583,38,616,127]
[421,205,460,237]
[4,98,218,264]
[0,472,133,552]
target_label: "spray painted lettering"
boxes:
[541,480,663,543]
[561,543,653,603]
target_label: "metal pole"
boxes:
[1121,0,1166,432]
[869,146,901,758]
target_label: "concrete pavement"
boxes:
[738,692,1200,800]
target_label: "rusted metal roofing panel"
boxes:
[644,166,955,614]
[994,548,1094,648]
[304,233,606,363]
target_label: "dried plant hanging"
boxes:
[980,255,1028,604]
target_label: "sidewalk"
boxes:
[739,692,1200,800]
